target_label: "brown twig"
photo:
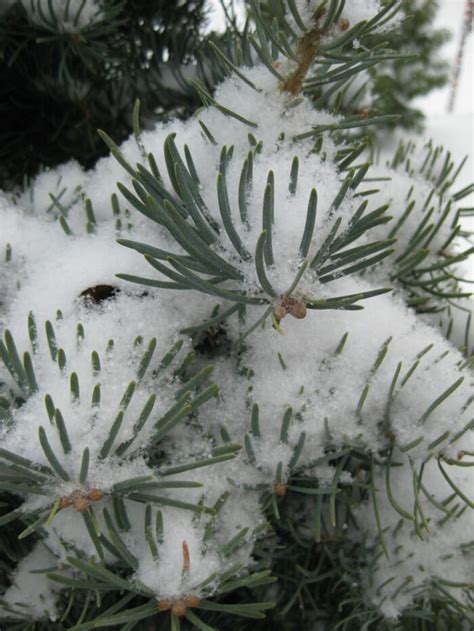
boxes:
[280,11,351,96]
[280,23,323,95]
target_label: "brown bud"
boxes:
[59,496,73,509]
[158,598,173,611]
[274,481,288,497]
[88,488,104,502]
[74,496,90,513]
[338,18,350,31]
[287,301,307,320]
[273,304,287,322]
[172,600,187,617]
[184,595,201,608]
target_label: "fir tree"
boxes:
[368,0,451,130]
[0,1,473,630]
[0,0,207,187]
[257,0,451,133]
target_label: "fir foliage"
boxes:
[0,0,207,187]
[366,0,451,131]
[0,1,472,630]
[257,0,451,133]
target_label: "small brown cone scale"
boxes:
[59,488,105,513]
[273,304,287,322]
[158,595,201,616]
[172,601,187,617]
[338,18,350,31]
[287,300,307,319]
[184,595,201,608]
[88,488,104,502]
[273,296,307,324]
[59,496,74,509]
[274,481,288,497]
[73,496,91,513]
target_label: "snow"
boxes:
[207,0,404,37]
[21,0,104,31]
[0,0,472,624]
[378,0,474,351]
[339,0,404,33]
[416,0,473,117]
[357,459,474,618]
[393,0,473,209]
[237,277,472,463]
[206,0,247,32]
[0,543,62,621]
[285,0,403,35]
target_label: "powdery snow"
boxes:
[0,0,472,623]
[21,0,104,31]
